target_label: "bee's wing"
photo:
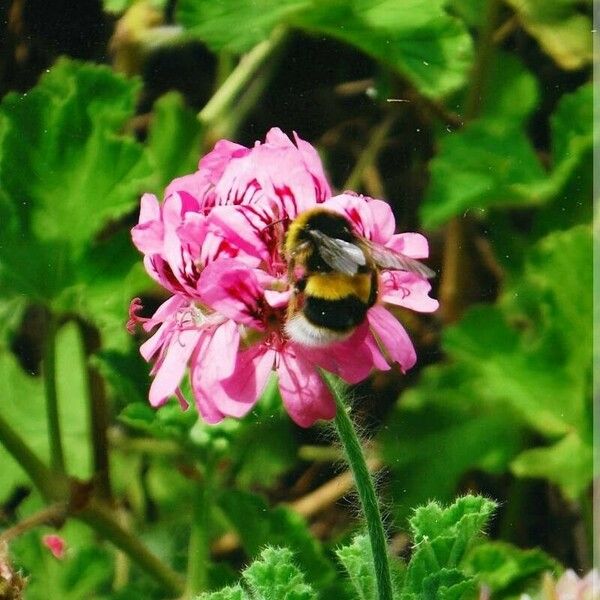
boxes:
[365,240,436,279]
[309,230,366,276]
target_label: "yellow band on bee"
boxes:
[304,273,372,303]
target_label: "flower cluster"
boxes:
[129,128,437,427]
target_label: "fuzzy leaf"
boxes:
[196,586,247,600]
[401,496,496,599]
[243,547,317,600]
[336,534,377,600]
[510,432,594,501]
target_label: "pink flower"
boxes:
[130,129,437,427]
[520,569,599,600]
[42,534,66,559]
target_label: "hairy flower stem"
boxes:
[326,374,393,600]
[198,26,287,127]
[43,314,65,473]
[185,462,214,597]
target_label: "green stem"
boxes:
[0,412,65,502]
[215,44,285,141]
[185,463,214,597]
[79,321,112,501]
[79,499,185,598]
[198,26,287,126]
[43,314,65,473]
[325,374,393,600]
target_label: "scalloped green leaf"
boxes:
[401,496,496,599]
[0,58,151,304]
[177,0,473,98]
[335,534,377,600]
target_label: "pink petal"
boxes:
[325,193,396,243]
[278,348,336,427]
[42,534,66,559]
[301,323,384,384]
[199,260,266,329]
[264,289,292,308]
[194,344,275,422]
[386,233,430,258]
[380,271,439,313]
[292,131,331,201]
[198,139,248,176]
[219,346,275,415]
[149,328,203,407]
[131,194,164,254]
[367,305,416,372]
[142,295,185,333]
[206,205,272,262]
[365,198,395,243]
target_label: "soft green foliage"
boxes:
[0,60,150,301]
[9,522,113,600]
[196,547,317,600]
[178,0,473,98]
[464,542,559,595]
[219,491,333,587]
[503,0,593,70]
[0,323,91,489]
[146,91,204,194]
[421,82,593,228]
[381,225,592,514]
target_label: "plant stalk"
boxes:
[326,374,393,600]
[0,412,64,501]
[80,499,185,597]
[79,321,112,501]
[185,463,214,597]
[198,27,287,126]
[43,314,65,473]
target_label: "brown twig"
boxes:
[0,503,67,543]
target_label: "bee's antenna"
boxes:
[261,216,288,233]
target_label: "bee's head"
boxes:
[302,210,354,242]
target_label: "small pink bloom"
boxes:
[42,534,66,559]
[129,129,437,427]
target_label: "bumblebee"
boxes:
[283,207,435,347]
